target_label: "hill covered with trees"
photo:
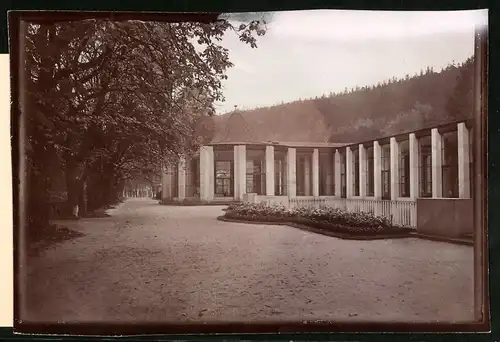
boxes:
[225,56,474,144]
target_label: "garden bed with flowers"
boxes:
[218,203,413,240]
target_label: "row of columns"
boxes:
[163,122,471,202]
[123,189,154,198]
[339,123,470,200]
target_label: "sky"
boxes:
[214,9,488,114]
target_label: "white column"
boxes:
[208,147,215,200]
[265,145,275,196]
[239,146,246,199]
[359,144,366,197]
[200,146,214,201]
[234,145,247,200]
[373,141,382,199]
[409,133,419,200]
[233,145,240,200]
[346,147,353,198]
[431,128,443,198]
[390,137,399,200]
[458,122,471,198]
[286,148,296,197]
[334,149,341,197]
[312,149,320,197]
[178,157,186,201]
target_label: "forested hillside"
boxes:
[317,57,474,142]
[225,56,474,144]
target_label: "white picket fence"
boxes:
[251,195,416,228]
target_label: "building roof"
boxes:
[211,110,258,143]
[206,141,346,148]
[210,101,337,145]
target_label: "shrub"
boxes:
[224,202,403,235]
[225,203,244,211]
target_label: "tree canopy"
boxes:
[22,16,266,223]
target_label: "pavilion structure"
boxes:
[161,109,474,238]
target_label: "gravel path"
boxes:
[20,198,474,324]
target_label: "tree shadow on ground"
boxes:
[83,211,111,218]
[27,224,86,258]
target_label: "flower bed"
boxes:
[222,202,412,237]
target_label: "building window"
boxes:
[340,151,346,198]
[296,153,312,196]
[442,130,459,198]
[274,157,286,196]
[275,150,287,196]
[418,135,432,197]
[352,149,360,196]
[246,159,266,195]
[366,146,374,196]
[381,144,391,200]
[214,160,233,197]
[398,140,410,197]
[319,152,334,196]
[185,158,200,197]
[296,156,305,196]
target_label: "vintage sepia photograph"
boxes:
[11,8,488,334]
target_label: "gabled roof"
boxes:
[210,101,337,145]
[211,110,257,143]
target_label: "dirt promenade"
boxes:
[20,198,474,324]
